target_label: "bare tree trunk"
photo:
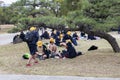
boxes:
[88,30,120,52]
[78,25,120,53]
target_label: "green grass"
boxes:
[0,38,120,77]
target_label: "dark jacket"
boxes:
[26,30,39,55]
[19,31,25,41]
[66,42,77,58]
[27,30,39,45]
[72,33,78,40]
[62,34,72,42]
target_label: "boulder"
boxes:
[13,35,23,44]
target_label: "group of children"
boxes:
[20,26,82,67]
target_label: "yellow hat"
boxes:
[37,41,43,47]
[30,27,36,31]
[59,34,63,38]
[67,31,71,35]
[50,38,55,43]
[66,39,71,43]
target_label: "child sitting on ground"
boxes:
[37,41,50,60]
[48,38,61,58]
[60,40,82,59]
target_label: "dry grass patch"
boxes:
[0,25,15,34]
[0,38,120,77]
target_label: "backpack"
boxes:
[22,53,30,59]
[88,45,98,51]
[24,32,34,42]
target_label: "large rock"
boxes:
[13,35,23,44]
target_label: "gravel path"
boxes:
[0,33,18,45]
[0,75,120,80]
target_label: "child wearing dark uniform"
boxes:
[61,40,81,58]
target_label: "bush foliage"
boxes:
[0,0,120,32]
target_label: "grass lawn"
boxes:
[0,25,120,77]
[0,38,120,77]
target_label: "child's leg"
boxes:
[33,54,38,63]
[26,56,33,66]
